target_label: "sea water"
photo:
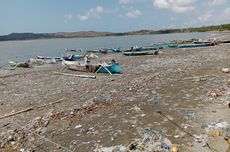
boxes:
[0,32,218,65]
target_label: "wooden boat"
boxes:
[124,47,145,52]
[30,58,57,64]
[63,54,84,61]
[65,48,83,52]
[161,43,178,48]
[62,60,79,66]
[36,55,62,60]
[100,48,121,53]
[67,64,99,73]
[84,52,99,59]
[142,45,163,50]
[124,45,163,52]
[86,50,101,53]
[99,50,108,54]
[123,51,158,56]
[221,40,230,44]
[178,43,210,48]
[63,60,121,74]
[9,61,32,68]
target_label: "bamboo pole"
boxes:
[182,75,218,80]
[0,99,65,120]
[54,72,96,79]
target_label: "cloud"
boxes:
[186,7,230,26]
[78,6,104,21]
[217,7,230,23]
[64,14,73,22]
[119,0,133,5]
[197,8,230,24]
[125,10,142,18]
[153,0,196,13]
[119,0,149,5]
[209,0,226,6]
[170,17,178,21]
[197,11,213,22]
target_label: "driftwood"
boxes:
[0,98,64,120]
[0,107,33,120]
[0,73,27,79]
[54,72,96,79]
[36,98,65,109]
[182,75,218,81]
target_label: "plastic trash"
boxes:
[151,97,160,106]
[170,144,178,152]
[222,68,230,73]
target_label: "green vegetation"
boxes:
[0,24,229,41]
[182,24,230,32]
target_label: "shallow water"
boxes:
[0,32,218,65]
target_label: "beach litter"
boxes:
[95,128,176,152]
[222,67,230,74]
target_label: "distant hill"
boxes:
[0,31,113,41]
[0,24,229,41]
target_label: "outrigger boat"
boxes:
[9,60,32,68]
[178,43,214,48]
[62,54,84,61]
[65,48,83,52]
[36,55,62,60]
[123,50,158,56]
[62,60,121,74]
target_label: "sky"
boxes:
[0,0,229,35]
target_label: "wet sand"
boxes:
[0,33,230,152]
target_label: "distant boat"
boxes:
[100,48,121,53]
[220,40,230,44]
[124,47,145,52]
[142,45,163,50]
[9,60,32,68]
[161,43,178,48]
[86,48,121,54]
[99,50,108,54]
[124,45,163,52]
[86,50,101,53]
[63,54,84,61]
[178,43,212,48]
[29,58,57,65]
[65,48,83,52]
[36,55,62,60]
[123,51,158,56]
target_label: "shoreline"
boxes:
[0,31,228,43]
[0,33,230,151]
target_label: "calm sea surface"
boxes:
[0,32,218,65]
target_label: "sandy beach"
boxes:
[0,33,230,152]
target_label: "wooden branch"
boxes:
[182,75,218,80]
[0,98,65,120]
[0,73,25,79]
[54,72,96,79]
[36,98,65,109]
[0,107,33,120]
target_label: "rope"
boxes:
[10,121,74,152]
[157,111,194,137]
[152,100,220,152]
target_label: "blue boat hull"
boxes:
[97,63,121,74]
[63,55,84,61]
[178,44,207,48]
